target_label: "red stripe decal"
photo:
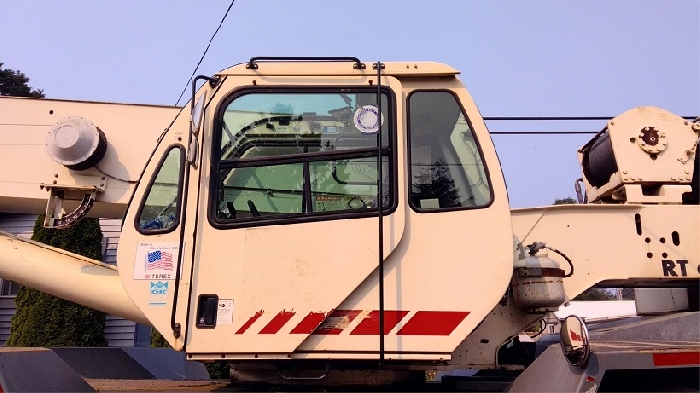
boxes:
[259,311,296,334]
[235,310,264,334]
[290,312,329,334]
[653,351,700,366]
[313,310,361,335]
[396,311,469,336]
[349,311,409,335]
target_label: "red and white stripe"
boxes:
[234,309,470,336]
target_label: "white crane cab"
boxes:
[116,58,515,360]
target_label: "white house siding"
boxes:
[0,213,139,347]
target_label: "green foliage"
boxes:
[205,362,230,380]
[621,288,636,300]
[0,62,45,98]
[150,329,171,348]
[6,215,108,347]
[553,197,577,205]
[269,101,294,115]
[573,287,616,301]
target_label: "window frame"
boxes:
[208,86,398,229]
[406,89,495,213]
[133,144,187,235]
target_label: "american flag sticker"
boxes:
[146,250,174,271]
[134,242,180,280]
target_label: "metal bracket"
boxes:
[246,56,365,70]
[39,178,106,229]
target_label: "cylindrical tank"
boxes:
[46,116,108,170]
[511,255,566,312]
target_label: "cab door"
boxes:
[185,75,406,356]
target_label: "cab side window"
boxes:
[408,91,492,211]
[136,146,185,233]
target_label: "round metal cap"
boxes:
[46,116,101,167]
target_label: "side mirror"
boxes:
[190,91,207,136]
[559,315,591,368]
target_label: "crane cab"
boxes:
[116,58,515,362]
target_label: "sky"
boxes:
[2,0,698,208]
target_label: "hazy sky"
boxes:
[2,0,698,208]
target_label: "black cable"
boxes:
[96,165,137,184]
[546,246,574,278]
[174,0,235,106]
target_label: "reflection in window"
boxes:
[310,157,390,212]
[215,157,390,220]
[218,163,305,219]
[137,147,184,231]
[219,91,390,161]
[213,89,394,225]
[408,91,491,210]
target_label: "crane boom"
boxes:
[0,96,181,219]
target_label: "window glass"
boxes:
[137,147,184,231]
[310,157,390,212]
[408,91,491,210]
[0,279,20,296]
[217,163,305,220]
[212,89,394,226]
[220,92,390,161]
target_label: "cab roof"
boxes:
[217,58,460,78]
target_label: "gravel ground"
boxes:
[84,379,240,392]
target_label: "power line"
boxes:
[484,115,697,121]
[490,131,597,135]
[175,0,236,106]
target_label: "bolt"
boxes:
[101,177,106,180]
[671,176,676,180]
[100,183,104,187]
[687,176,692,180]
[406,65,409,69]
[684,121,688,125]
[52,180,57,184]
[610,121,614,126]
[54,174,58,178]
[623,170,627,174]
[414,64,418,69]
[686,170,690,174]
[693,122,700,132]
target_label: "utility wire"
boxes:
[175,0,236,106]
[484,115,697,121]
[490,131,597,135]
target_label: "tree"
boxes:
[0,63,45,98]
[554,197,577,205]
[573,287,616,301]
[621,288,635,300]
[6,215,108,347]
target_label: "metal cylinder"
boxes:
[582,131,618,188]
